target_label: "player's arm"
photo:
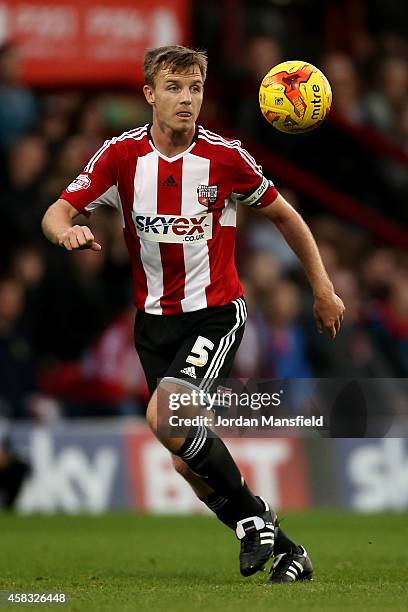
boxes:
[41,199,101,251]
[257,192,345,339]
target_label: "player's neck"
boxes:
[150,122,196,158]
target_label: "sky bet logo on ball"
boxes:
[133,212,213,244]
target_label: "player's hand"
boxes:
[313,290,345,339]
[58,225,102,252]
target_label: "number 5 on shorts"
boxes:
[186,336,215,368]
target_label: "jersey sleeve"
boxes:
[60,139,118,217]
[231,144,278,209]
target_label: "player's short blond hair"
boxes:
[143,45,208,87]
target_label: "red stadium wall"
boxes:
[0,0,190,85]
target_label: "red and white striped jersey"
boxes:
[61,124,278,315]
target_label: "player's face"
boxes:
[145,66,204,132]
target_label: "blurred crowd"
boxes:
[0,0,407,420]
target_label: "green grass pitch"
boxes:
[0,511,407,611]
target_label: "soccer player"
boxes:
[42,46,345,583]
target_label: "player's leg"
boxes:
[148,390,300,578]
[171,453,309,576]
[141,298,279,575]
[145,383,261,518]
[144,298,262,519]
[146,383,276,576]
[171,455,212,498]
[135,300,307,578]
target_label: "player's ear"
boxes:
[143,84,155,105]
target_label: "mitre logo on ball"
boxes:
[197,185,218,206]
[259,60,332,133]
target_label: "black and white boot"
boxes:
[236,497,277,577]
[266,545,313,584]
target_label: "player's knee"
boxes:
[171,455,192,479]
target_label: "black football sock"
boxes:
[176,425,263,522]
[199,492,232,526]
[275,525,303,555]
[199,482,263,526]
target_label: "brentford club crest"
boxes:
[197,184,218,207]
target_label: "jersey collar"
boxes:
[147,123,198,163]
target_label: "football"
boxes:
[259,60,332,133]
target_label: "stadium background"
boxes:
[0,0,407,514]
